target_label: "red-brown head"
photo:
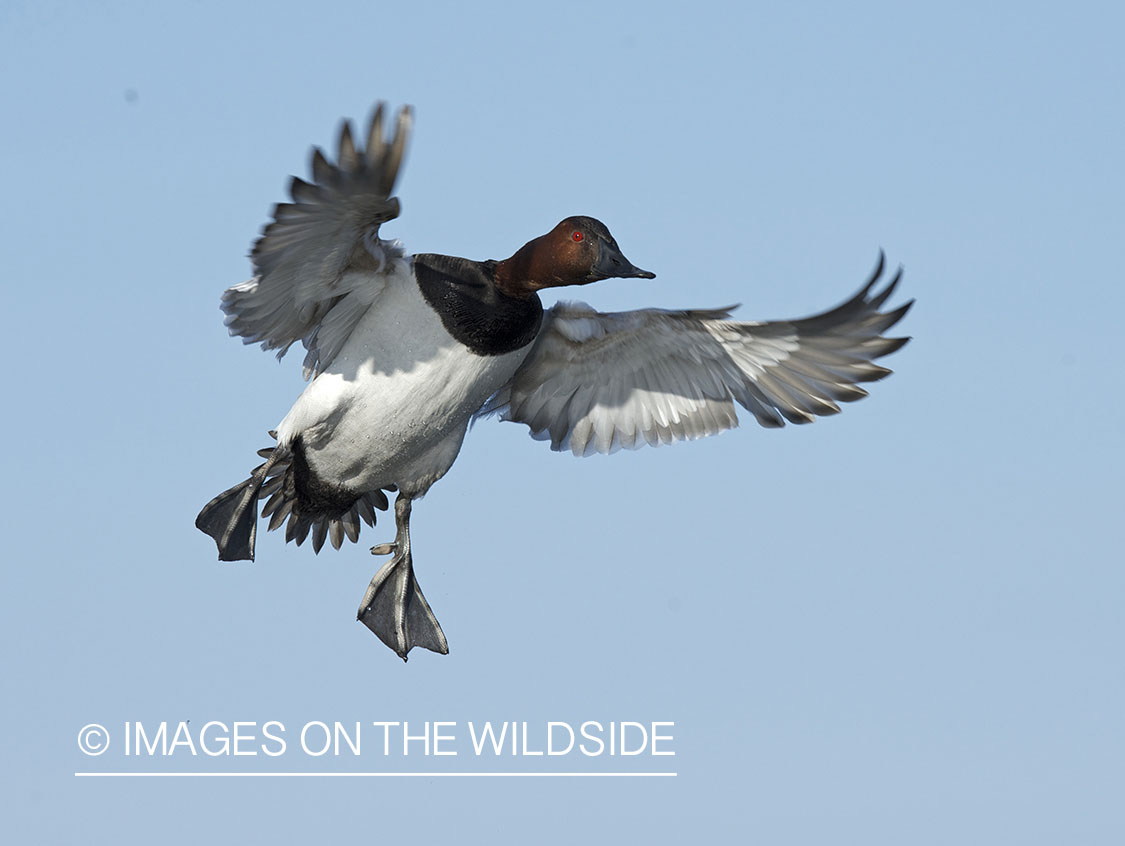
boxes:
[494,216,654,297]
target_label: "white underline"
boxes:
[75,771,676,778]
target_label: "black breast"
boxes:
[413,254,543,356]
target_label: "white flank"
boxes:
[276,259,532,495]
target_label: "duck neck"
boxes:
[492,242,539,298]
[494,232,582,298]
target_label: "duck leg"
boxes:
[357,495,449,660]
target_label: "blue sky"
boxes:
[3,0,1123,842]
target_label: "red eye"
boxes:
[572,231,583,242]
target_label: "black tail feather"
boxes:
[198,440,391,560]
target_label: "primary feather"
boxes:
[220,105,412,377]
[484,253,912,456]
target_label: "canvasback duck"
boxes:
[197,102,912,660]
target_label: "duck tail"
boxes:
[196,444,286,562]
[198,437,393,561]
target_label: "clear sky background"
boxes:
[3,0,1123,842]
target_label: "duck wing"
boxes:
[484,253,912,456]
[220,103,412,378]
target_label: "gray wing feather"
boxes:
[220,103,412,376]
[487,253,912,456]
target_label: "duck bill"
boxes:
[593,240,656,281]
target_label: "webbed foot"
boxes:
[356,496,448,660]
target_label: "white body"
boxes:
[275,259,533,497]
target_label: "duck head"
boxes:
[494,216,655,298]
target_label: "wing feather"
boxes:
[489,254,912,455]
[219,103,413,376]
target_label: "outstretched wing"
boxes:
[486,254,912,456]
[220,103,412,377]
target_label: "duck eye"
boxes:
[572,231,583,242]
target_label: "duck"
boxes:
[197,102,913,661]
